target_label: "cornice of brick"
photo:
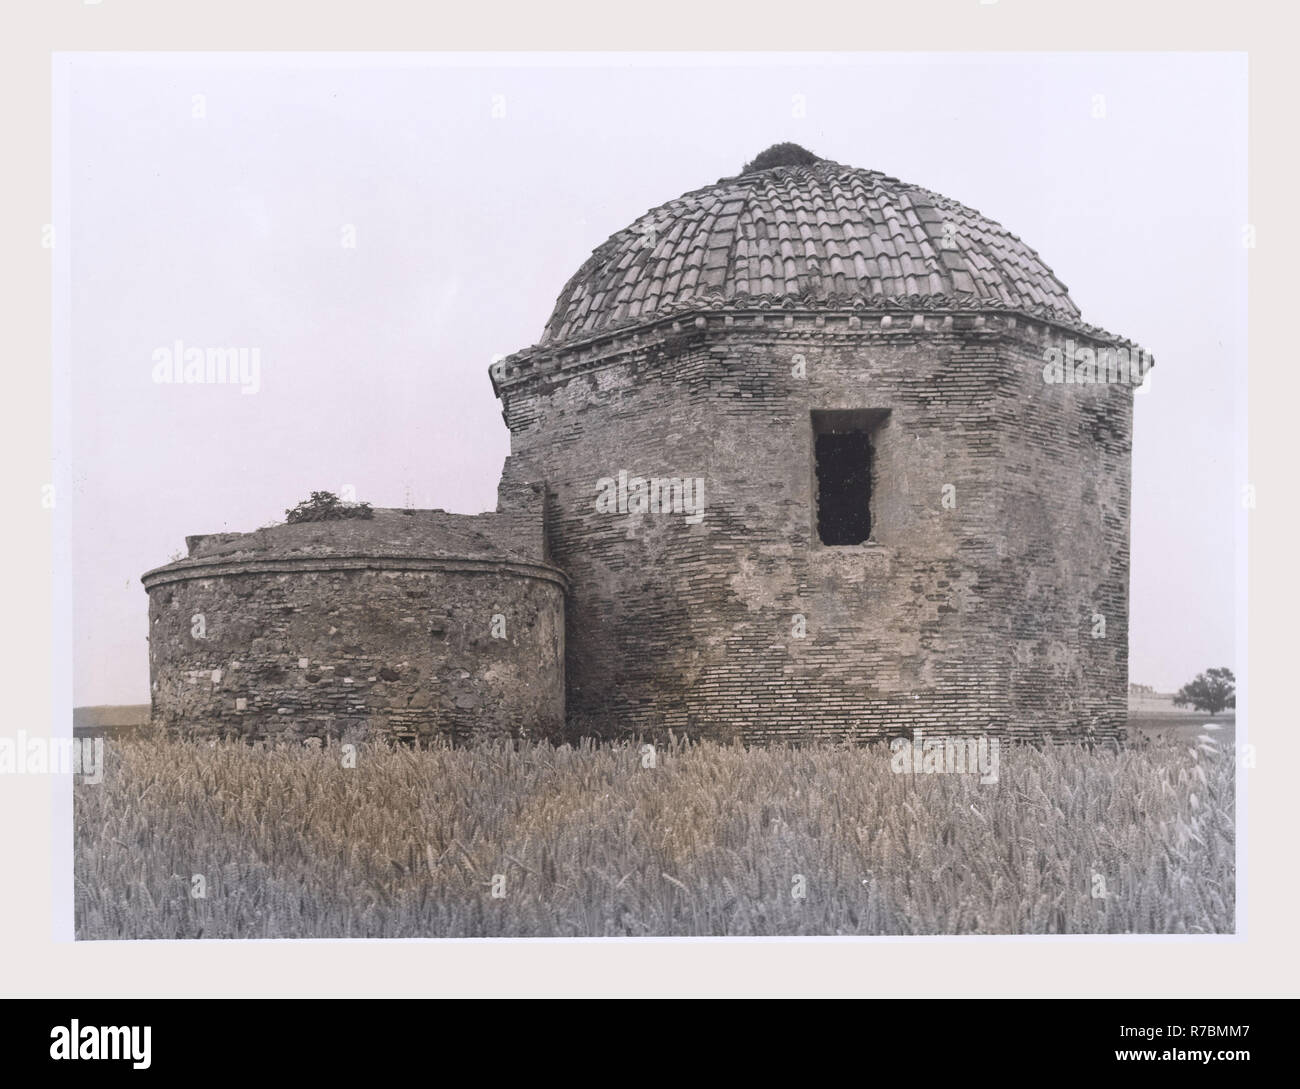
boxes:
[491,297,1152,398]
[141,553,570,593]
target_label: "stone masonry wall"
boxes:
[997,335,1134,738]
[144,562,565,743]
[496,311,1131,744]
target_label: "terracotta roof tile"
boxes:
[537,156,1082,346]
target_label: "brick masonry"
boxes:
[143,151,1142,747]
[495,309,1135,744]
[142,504,567,742]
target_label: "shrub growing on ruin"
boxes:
[284,491,374,524]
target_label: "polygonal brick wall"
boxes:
[495,310,1134,744]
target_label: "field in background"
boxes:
[72,704,150,738]
[1130,710,1236,746]
[74,733,1235,938]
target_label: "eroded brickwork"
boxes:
[143,509,566,742]
[998,337,1133,737]
[496,311,1133,744]
[143,151,1143,748]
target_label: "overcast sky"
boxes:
[61,52,1247,705]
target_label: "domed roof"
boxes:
[540,145,1080,346]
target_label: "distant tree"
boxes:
[284,491,373,524]
[1173,667,1236,715]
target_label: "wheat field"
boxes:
[73,732,1235,938]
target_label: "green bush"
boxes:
[743,143,823,173]
[284,491,373,524]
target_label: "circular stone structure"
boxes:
[141,507,567,742]
[491,145,1148,745]
[143,144,1148,749]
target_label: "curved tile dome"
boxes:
[540,146,1079,346]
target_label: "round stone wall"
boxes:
[142,555,566,742]
[497,316,1132,745]
[488,150,1141,746]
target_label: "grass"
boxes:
[74,732,1235,938]
[1130,711,1236,745]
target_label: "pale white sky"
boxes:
[61,52,1247,704]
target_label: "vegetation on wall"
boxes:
[284,491,374,524]
[742,142,823,173]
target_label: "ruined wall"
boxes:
[142,507,566,742]
[496,310,1132,744]
[997,334,1134,738]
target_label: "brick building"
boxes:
[145,144,1146,744]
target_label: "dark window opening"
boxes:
[812,410,885,546]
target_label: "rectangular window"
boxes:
[812,410,886,546]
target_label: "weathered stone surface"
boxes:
[496,313,1133,744]
[143,151,1140,749]
[143,506,566,742]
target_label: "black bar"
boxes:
[1,999,1290,1075]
